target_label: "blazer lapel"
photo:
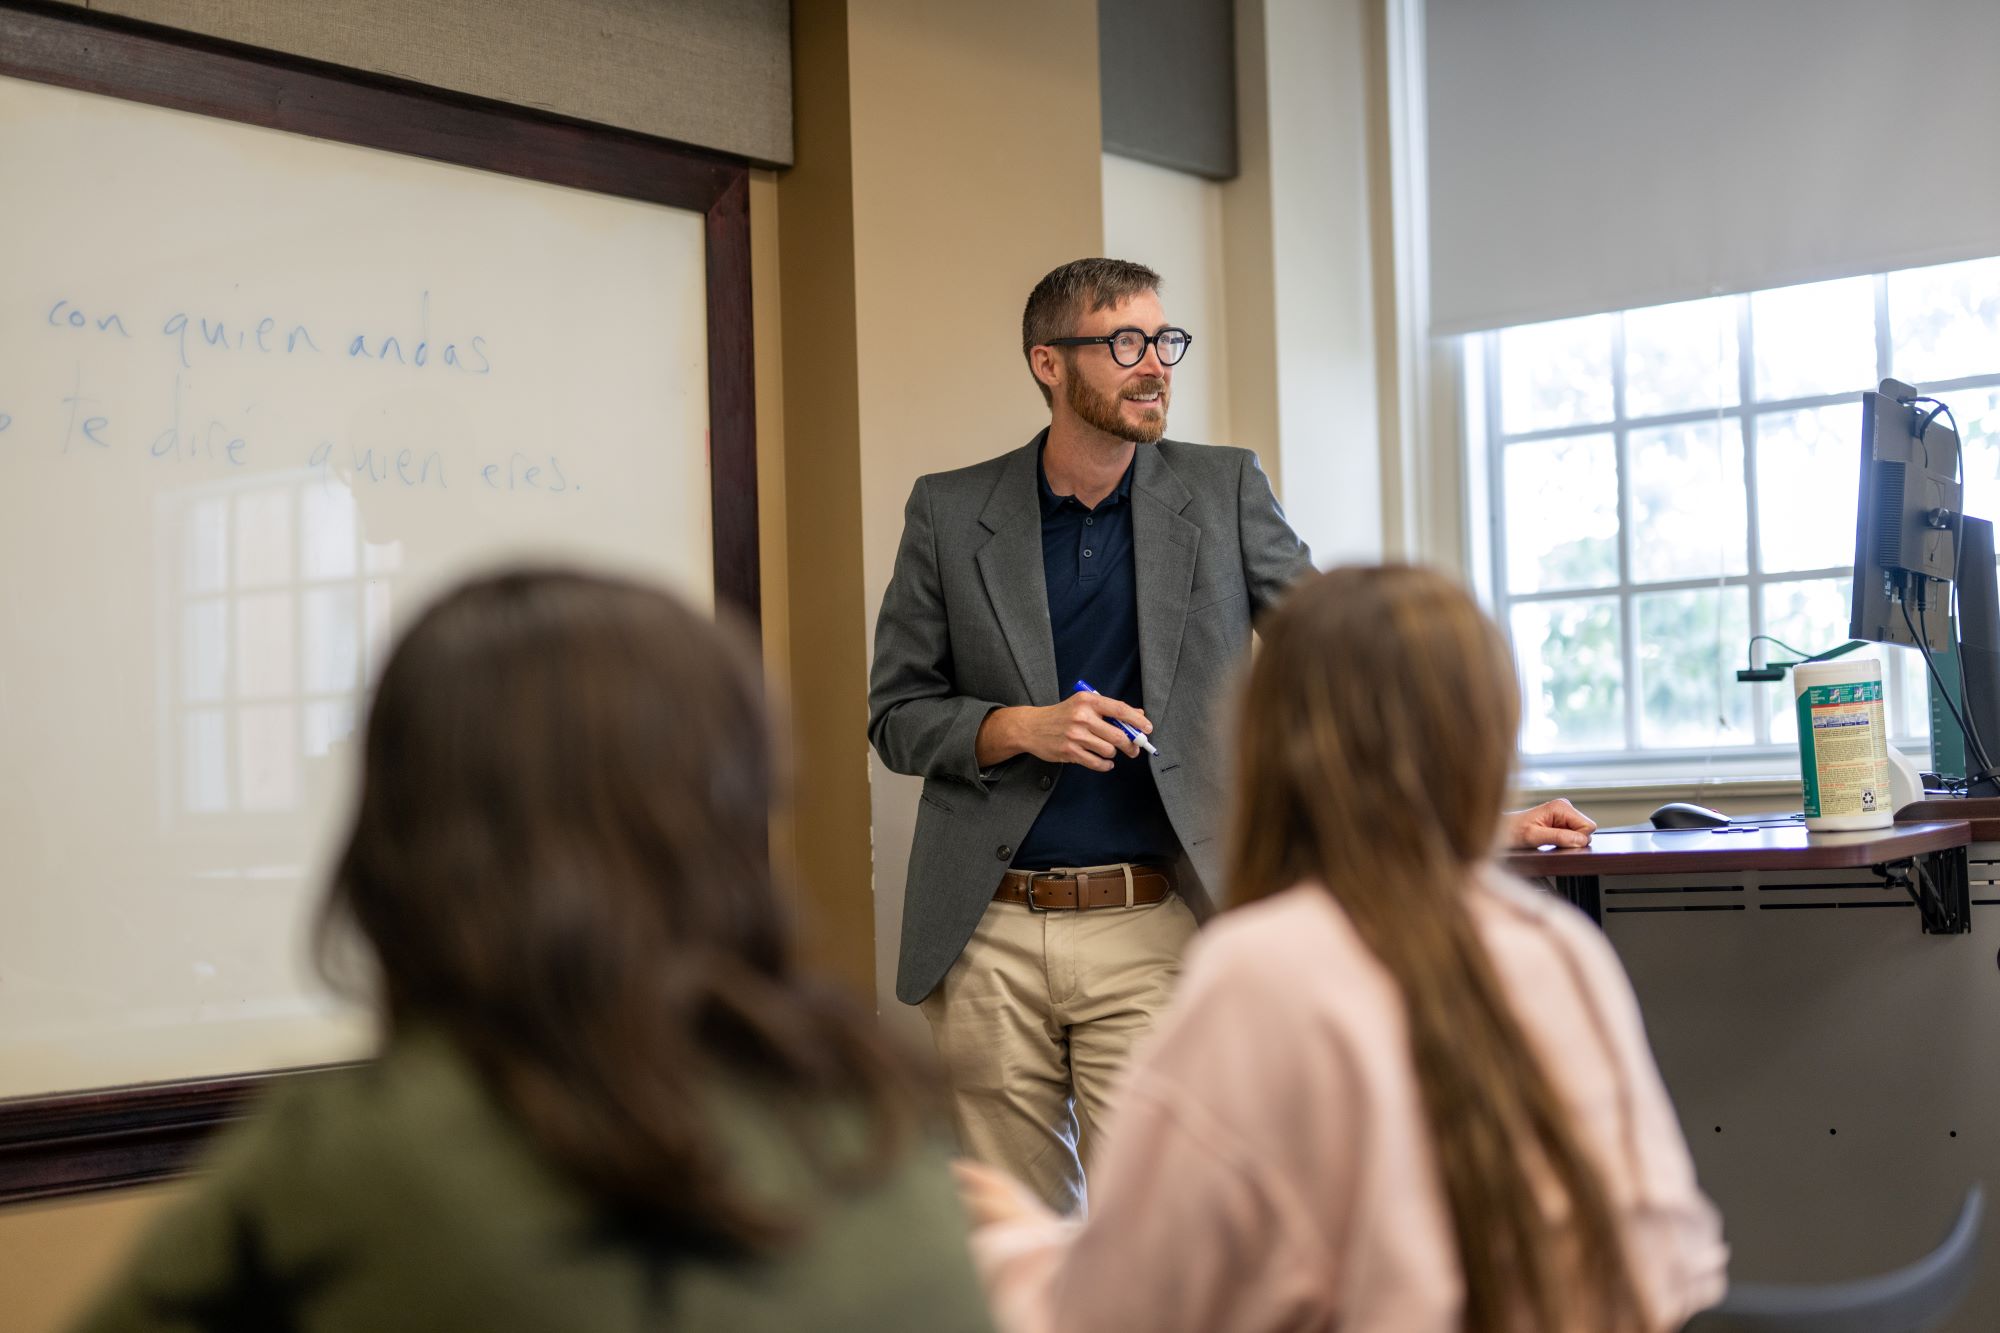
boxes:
[974,439,1061,706]
[1132,445,1200,719]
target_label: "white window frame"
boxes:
[1474,275,2000,783]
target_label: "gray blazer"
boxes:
[868,436,1313,1004]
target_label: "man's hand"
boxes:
[1503,798,1596,850]
[975,692,1151,772]
[952,1158,1050,1229]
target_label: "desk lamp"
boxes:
[1734,637,1867,683]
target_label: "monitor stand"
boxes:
[1934,515,2000,795]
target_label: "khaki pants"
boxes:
[920,892,1199,1214]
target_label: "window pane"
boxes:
[302,481,358,580]
[183,498,228,594]
[1504,434,1618,594]
[1950,392,2000,748]
[1761,578,1853,745]
[1625,296,1740,418]
[1752,276,1875,402]
[1895,654,1933,744]
[1630,420,1747,581]
[1756,405,1861,573]
[183,708,229,814]
[1888,256,2000,385]
[1635,587,1751,749]
[1951,389,2000,528]
[363,539,403,576]
[234,488,294,589]
[1500,314,1613,434]
[302,587,359,695]
[364,579,395,683]
[235,591,295,700]
[182,599,228,703]
[304,698,356,759]
[1512,598,1624,753]
[237,704,299,812]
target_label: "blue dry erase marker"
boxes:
[1073,679,1160,756]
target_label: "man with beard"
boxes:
[867,258,1590,1210]
[865,257,1308,1212]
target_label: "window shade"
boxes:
[1426,0,2000,334]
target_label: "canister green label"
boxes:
[1796,680,1886,818]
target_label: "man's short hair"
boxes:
[1021,258,1163,405]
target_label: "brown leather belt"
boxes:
[995,863,1173,911]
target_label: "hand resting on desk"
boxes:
[1503,798,1595,850]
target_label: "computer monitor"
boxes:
[1948,515,2000,787]
[1849,378,1960,652]
[1847,378,2000,790]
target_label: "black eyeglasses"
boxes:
[1044,326,1192,368]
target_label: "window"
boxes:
[167,472,397,821]
[1475,257,2000,770]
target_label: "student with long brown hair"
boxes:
[959,564,1726,1332]
[76,569,993,1333]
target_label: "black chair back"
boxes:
[1682,1184,1984,1333]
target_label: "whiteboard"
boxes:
[0,75,714,1097]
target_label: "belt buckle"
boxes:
[1032,868,1080,908]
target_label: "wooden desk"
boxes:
[1504,818,1973,933]
[1897,795,2000,841]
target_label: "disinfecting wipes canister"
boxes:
[1794,657,1893,831]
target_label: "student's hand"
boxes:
[1504,798,1596,849]
[952,1158,1048,1228]
[978,693,1150,771]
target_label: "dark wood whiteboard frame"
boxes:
[0,0,759,1203]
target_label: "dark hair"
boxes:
[1227,565,1647,1333]
[321,568,919,1253]
[1021,257,1162,405]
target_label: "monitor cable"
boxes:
[1896,394,1960,482]
[1893,393,1994,787]
[1901,583,1999,785]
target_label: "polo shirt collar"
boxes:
[1036,431,1137,517]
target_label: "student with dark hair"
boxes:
[958,565,1727,1333]
[75,569,993,1333]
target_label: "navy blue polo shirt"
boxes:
[1011,441,1182,870]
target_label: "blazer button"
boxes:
[1038,775,1053,791]
[996,844,1012,860]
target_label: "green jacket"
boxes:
[73,1032,995,1333]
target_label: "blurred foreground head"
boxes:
[1227,564,1645,1333]
[1228,562,1520,897]
[324,568,911,1251]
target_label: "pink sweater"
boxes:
[972,873,1728,1333]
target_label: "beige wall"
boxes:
[843,0,1107,1036]
[770,0,875,996]
[767,1,1115,1028]
[1105,1,1399,573]
[1102,153,1235,449]
[0,1186,180,1332]
[1255,0,1388,569]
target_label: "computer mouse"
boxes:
[1649,801,1730,830]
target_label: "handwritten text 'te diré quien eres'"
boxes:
[7,294,585,496]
